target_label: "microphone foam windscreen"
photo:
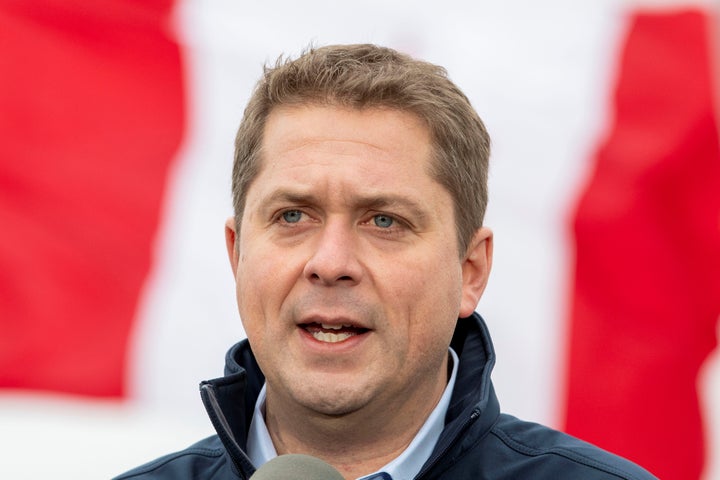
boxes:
[249,454,345,479]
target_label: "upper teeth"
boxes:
[321,323,352,330]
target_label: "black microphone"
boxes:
[249,454,345,479]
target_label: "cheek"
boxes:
[394,254,463,306]
[379,253,464,333]
[235,251,272,327]
[235,245,303,328]
[237,239,282,291]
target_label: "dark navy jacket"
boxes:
[114,313,657,479]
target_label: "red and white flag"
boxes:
[1,1,718,479]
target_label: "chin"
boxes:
[294,385,371,418]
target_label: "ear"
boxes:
[225,216,240,278]
[459,227,493,318]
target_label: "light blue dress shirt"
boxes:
[247,348,459,480]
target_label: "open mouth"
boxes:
[300,322,370,343]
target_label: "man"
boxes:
[116,44,657,479]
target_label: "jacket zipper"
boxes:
[200,382,256,479]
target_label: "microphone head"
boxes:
[249,454,345,479]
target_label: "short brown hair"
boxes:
[232,44,490,255]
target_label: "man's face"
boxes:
[225,105,492,419]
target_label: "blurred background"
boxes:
[1,0,719,478]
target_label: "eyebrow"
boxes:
[259,189,429,222]
[261,190,316,207]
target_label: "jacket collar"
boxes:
[199,312,499,479]
[418,313,500,478]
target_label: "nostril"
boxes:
[306,271,356,285]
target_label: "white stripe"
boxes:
[701,324,720,480]
[618,0,716,9]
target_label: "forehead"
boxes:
[245,104,452,213]
[261,104,431,159]
[256,105,437,184]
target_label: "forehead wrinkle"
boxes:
[270,139,394,166]
[264,105,428,156]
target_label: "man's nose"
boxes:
[303,221,362,286]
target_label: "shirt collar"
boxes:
[247,347,459,480]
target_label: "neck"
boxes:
[267,417,413,479]
[263,370,448,479]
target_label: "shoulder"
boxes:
[483,414,658,480]
[112,435,230,480]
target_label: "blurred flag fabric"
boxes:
[565,9,720,480]
[0,0,184,398]
[0,1,718,479]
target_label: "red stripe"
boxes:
[0,0,184,397]
[564,9,720,480]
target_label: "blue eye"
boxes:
[373,215,394,228]
[282,210,303,223]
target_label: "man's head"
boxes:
[224,44,493,459]
[232,44,490,256]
